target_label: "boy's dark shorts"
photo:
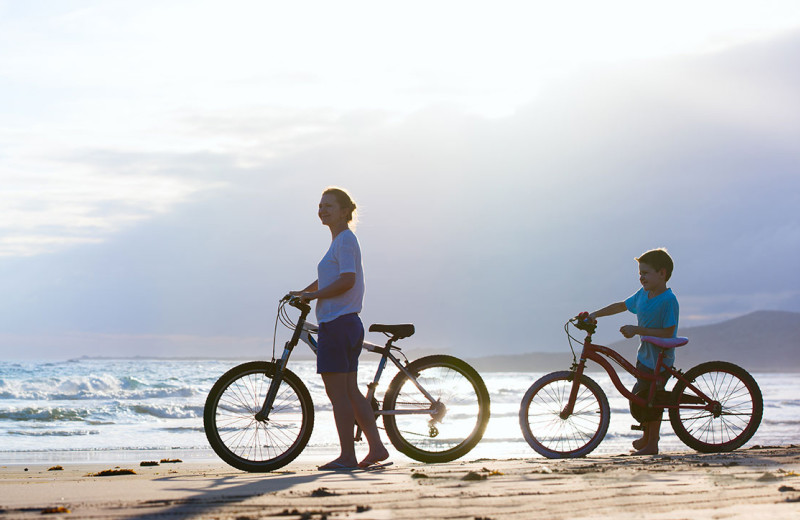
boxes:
[630,360,670,423]
[317,313,364,374]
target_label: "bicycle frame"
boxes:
[256,299,441,424]
[562,328,719,420]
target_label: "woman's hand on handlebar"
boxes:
[288,290,316,303]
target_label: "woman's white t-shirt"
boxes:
[316,229,364,324]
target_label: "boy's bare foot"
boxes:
[630,445,659,456]
[358,447,390,468]
[632,436,647,450]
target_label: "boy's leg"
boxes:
[630,361,666,453]
[632,412,662,456]
[630,367,649,450]
[632,432,647,450]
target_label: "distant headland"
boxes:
[468,310,800,373]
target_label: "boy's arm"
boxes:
[620,324,676,339]
[589,302,627,319]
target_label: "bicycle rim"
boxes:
[204,362,313,472]
[383,355,489,463]
[519,371,609,458]
[669,361,762,453]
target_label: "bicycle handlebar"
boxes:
[572,312,597,335]
[282,294,312,313]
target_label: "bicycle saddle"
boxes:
[369,324,415,338]
[641,336,689,349]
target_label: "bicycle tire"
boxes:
[519,371,610,458]
[382,355,490,463]
[204,361,314,472]
[668,361,762,453]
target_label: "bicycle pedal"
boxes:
[631,424,644,431]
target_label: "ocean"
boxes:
[1,358,797,465]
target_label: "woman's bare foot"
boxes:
[319,456,358,470]
[358,447,390,468]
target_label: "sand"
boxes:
[1,446,798,519]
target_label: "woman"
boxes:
[290,187,389,471]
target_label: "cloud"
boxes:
[0,153,223,256]
[1,27,799,358]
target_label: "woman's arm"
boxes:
[299,273,356,302]
[290,280,318,297]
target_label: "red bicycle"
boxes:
[519,314,763,458]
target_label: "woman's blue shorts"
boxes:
[316,313,364,374]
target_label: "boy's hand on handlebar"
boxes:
[619,325,637,338]
[573,312,597,333]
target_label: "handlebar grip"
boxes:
[283,295,311,313]
[574,312,597,333]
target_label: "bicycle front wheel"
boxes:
[382,355,490,463]
[204,361,314,472]
[669,361,762,453]
[519,371,609,458]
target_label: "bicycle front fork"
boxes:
[560,360,586,419]
[255,346,292,421]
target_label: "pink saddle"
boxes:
[641,336,689,349]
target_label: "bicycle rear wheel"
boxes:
[519,371,609,458]
[204,361,314,472]
[669,361,762,453]
[382,355,490,463]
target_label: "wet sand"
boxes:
[1,446,798,519]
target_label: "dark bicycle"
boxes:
[204,296,491,472]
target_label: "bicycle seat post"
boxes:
[644,350,668,409]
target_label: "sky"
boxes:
[1,1,799,360]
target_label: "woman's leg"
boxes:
[321,372,358,467]
[345,372,389,467]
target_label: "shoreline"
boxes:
[1,445,798,519]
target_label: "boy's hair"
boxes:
[636,248,674,281]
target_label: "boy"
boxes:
[589,248,679,455]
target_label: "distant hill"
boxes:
[467,310,800,373]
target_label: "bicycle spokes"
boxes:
[533,382,602,448]
[678,371,754,443]
[519,371,610,458]
[205,362,314,472]
[383,356,490,462]
[668,361,762,453]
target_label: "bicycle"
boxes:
[519,313,762,458]
[204,295,491,472]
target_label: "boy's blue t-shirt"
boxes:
[624,287,679,369]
